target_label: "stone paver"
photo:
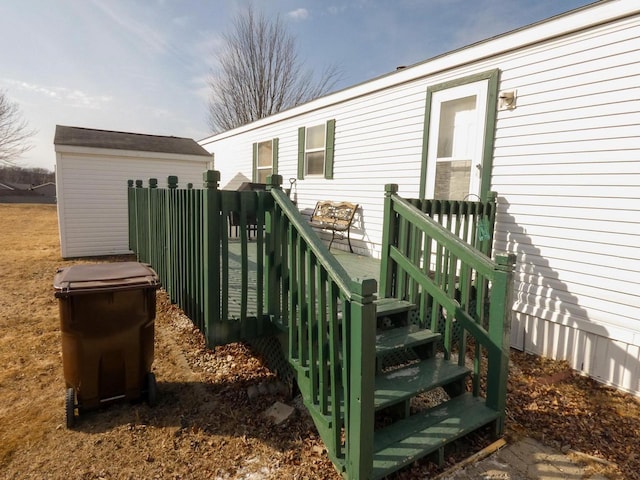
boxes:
[441,437,608,480]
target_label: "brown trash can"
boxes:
[54,262,160,428]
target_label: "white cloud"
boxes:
[2,79,112,110]
[287,8,310,21]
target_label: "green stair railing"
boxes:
[265,177,377,478]
[380,184,515,435]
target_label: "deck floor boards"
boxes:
[225,242,381,319]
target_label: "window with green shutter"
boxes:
[252,138,279,183]
[297,119,335,180]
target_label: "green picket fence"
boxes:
[128,171,274,343]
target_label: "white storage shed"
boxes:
[54,125,213,258]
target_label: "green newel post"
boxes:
[127,180,134,252]
[134,180,144,259]
[203,170,221,346]
[166,176,178,301]
[380,184,398,297]
[147,179,157,266]
[347,277,377,480]
[265,174,283,319]
[486,252,516,436]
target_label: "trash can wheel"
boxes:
[146,372,157,407]
[65,388,76,428]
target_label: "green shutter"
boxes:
[297,127,305,179]
[252,142,258,182]
[324,119,335,179]
[272,138,279,175]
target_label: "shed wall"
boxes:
[56,151,209,258]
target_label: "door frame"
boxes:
[419,69,500,201]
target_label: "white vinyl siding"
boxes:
[489,17,640,394]
[200,4,640,394]
[56,151,209,258]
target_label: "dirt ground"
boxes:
[0,204,638,479]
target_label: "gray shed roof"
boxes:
[54,125,212,157]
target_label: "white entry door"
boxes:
[423,80,489,200]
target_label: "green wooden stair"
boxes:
[291,297,501,479]
[374,357,469,410]
[369,298,499,478]
[372,393,501,479]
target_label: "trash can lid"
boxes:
[54,262,160,296]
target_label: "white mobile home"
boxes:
[55,126,213,258]
[200,0,640,395]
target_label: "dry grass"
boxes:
[1,204,638,479]
[0,204,339,480]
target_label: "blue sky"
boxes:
[1,0,595,171]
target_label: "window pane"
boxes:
[437,96,477,159]
[434,160,471,200]
[257,141,272,167]
[257,168,272,183]
[306,124,325,150]
[306,151,325,175]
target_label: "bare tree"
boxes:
[207,6,341,133]
[0,91,36,166]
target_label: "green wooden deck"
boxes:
[225,242,381,319]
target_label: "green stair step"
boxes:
[375,298,415,317]
[372,393,501,479]
[375,357,470,411]
[375,324,440,356]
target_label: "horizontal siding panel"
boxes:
[494,125,640,149]
[493,150,640,167]
[497,21,639,76]
[513,243,640,273]
[492,172,639,187]
[494,139,639,157]
[513,274,639,310]
[506,252,637,287]
[513,269,637,299]
[496,111,640,139]
[497,95,640,131]
[510,60,638,99]
[495,231,640,260]
[496,212,639,235]
[495,194,637,210]
[492,161,640,176]
[512,298,637,335]
[513,289,637,326]
[496,203,638,222]
[492,184,639,199]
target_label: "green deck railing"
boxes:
[128,174,513,478]
[128,171,274,344]
[128,171,377,478]
[380,184,515,434]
